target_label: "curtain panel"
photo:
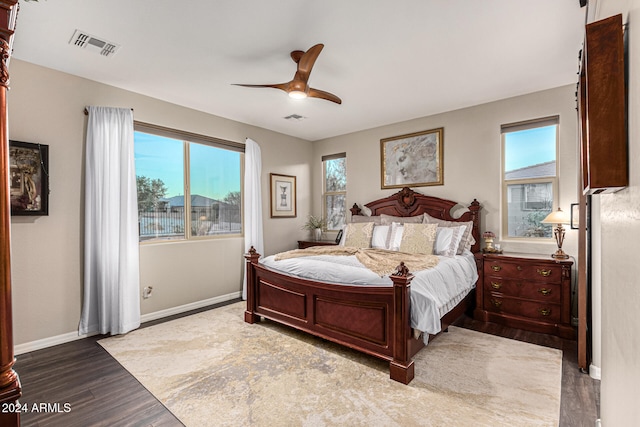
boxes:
[243,138,264,299]
[79,106,140,335]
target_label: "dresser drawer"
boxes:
[483,260,563,283]
[484,294,561,323]
[484,278,562,303]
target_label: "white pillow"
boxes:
[423,213,475,254]
[371,225,391,249]
[434,227,454,255]
[387,222,404,251]
[437,225,467,257]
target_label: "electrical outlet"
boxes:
[143,286,153,299]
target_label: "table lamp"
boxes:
[541,208,571,259]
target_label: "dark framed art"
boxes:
[269,173,296,218]
[380,127,444,189]
[9,140,49,216]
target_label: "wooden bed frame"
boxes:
[244,187,481,384]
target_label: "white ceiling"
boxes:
[11,0,586,141]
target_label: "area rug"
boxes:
[99,302,562,426]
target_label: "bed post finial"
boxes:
[393,261,410,277]
[349,203,362,216]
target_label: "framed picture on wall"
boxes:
[571,203,579,229]
[270,173,296,218]
[9,140,49,216]
[380,127,444,189]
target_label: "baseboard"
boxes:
[589,363,601,380]
[140,291,241,323]
[15,330,98,356]
[14,292,241,356]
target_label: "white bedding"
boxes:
[259,250,478,341]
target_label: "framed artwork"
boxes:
[571,203,579,229]
[380,127,444,189]
[9,140,49,216]
[270,173,296,218]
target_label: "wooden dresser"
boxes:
[474,253,574,339]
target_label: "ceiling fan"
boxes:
[233,43,342,104]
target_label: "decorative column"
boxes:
[0,2,22,427]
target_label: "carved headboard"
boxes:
[350,187,481,253]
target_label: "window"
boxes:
[322,153,346,231]
[502,117,558,239]
[134,122,243,242]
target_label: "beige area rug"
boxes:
[99,302,562,427]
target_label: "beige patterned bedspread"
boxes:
[274,246,439,277]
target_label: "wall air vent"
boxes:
[284,114,306,121]
[69,30,120,57]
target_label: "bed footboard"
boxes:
[244,248,417,384]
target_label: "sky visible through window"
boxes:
[134,131,241,201]
[504,125,556,172]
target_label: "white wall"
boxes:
[313,85,580,261]
[592,1,640,425]
[8,60,313,349]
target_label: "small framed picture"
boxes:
[270,173,296,218]
[9,140,49,216]
[571,203,579,229]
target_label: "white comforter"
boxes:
[259,250,478,341]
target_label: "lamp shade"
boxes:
[541,208,570,225]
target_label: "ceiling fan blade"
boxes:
[308,87,342,104]
[232,82,289,92]
[296,44,324,81]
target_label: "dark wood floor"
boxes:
[13,300,599,427]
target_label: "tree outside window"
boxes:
[323,153,346,231]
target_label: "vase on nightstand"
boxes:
[313,228,322,241]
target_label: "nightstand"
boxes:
[297,240,338,249]
[474,252,574,339]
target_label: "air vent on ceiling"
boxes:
[284,114,306,121]
[69,30,120,57]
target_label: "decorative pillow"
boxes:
[436,225,467,257]
[399,223,438,255]
[351,215,382,225]
[387,222,404,251]
[423,212,475,254]
[380,213,424,225]
[343,222,375,248]
[371,225,391,249]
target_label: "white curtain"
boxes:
[243,138,264,299]
[79,106,140,335]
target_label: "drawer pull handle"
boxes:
[537,268,552,277]
[491,265,502,272]
[538,288,552,296]
[539,308,552,316]
[491,281,502,290]
[490,299,502,308]
[517,265,523,271]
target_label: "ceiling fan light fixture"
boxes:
[288,90,307,99]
